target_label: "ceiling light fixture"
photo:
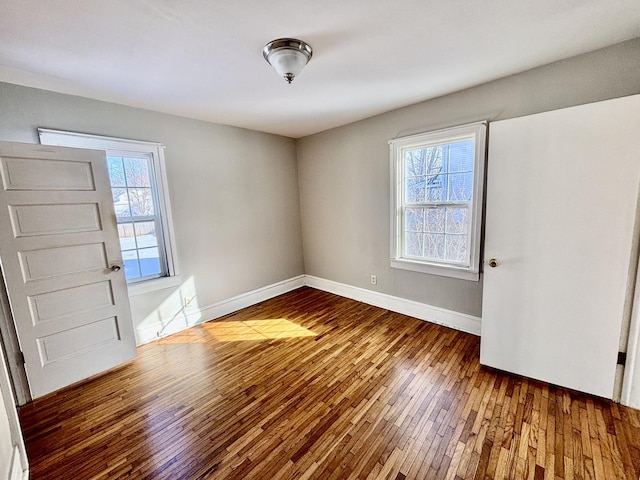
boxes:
[263,38,313,84]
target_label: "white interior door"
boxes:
[0,141,137,399]
[481,95,640,399]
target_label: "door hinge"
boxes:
[16,351,25,365]
[617,351,627,366]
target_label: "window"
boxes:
[389,122,486,280]
[107,154,165,281]
[38,129,180,294]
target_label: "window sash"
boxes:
[117,217,167,282]
[400,204,472,267]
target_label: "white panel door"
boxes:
[0,142,136,399]
[481,95,640,399]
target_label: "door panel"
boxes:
[0,142,136,399]
[37,316,120,364]
[0,156,95,191]
[481,95,640,399]
[18,242,108,281]
[29,281,115,323]
[9,203,102,236]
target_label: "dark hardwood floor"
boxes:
[19,287,640,479]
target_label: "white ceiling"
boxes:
[0,1,639,138]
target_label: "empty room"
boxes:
[1,1,640,479]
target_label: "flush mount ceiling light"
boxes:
[263,38,313,84]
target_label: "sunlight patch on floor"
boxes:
[203,318,316,342]
[155,319,317,344]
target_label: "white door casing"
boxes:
[0,142,137,399]
[481,94,640,399]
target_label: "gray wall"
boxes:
[296,38,640,317]
[0,82,304,341]
[1,38,639,328]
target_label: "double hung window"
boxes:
[107,152,165,281]
[390,122,486,280]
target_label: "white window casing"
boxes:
[389,122,487,281]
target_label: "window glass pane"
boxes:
[424,233,445,260]
[445,235,468,263]
[447,172,473,201]
[425,146,445,175]
[128,188,154,216]
[425,208,445,233]
[405,177,425,203]
[122,250,140,280]
[448,140,475,172]
[404,149,425,176]
[118,223,136,251]
[404,232,423,257]
[134,221,158,248]
[426,174,446,202]
[138,247,161,277]
[405,208,424,232]
[445,207,468,234]
[123,157,151,187]
[112,188,131,218]
[107,157,125,187]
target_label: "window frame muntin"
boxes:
[389,122,487,281]
[37,128,180,294]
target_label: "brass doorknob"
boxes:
[488,258,500,268]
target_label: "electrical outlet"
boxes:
[184,296,193,308]
[370,274,377,285]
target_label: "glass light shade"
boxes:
[266,49,308,78]
[263,38,313,83]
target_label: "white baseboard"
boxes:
[304,275,481,336]
[9,446,25,480]
[192,275,305,328]
[138,273,480,345]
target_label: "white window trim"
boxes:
[389,122,487,281]
[38,128,180,295]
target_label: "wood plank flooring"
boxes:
[19,287,640,479]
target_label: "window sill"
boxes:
[390,258,480,281]
[127,275,182,297]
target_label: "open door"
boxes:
[0,141,137,399]
[481,95,640,399]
